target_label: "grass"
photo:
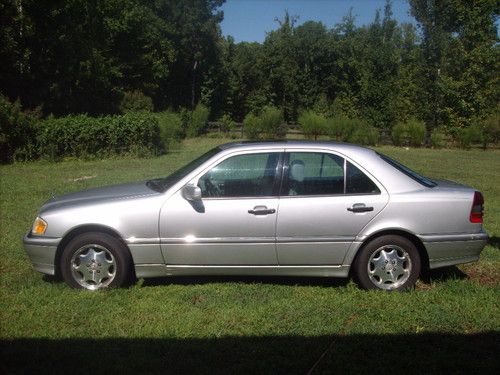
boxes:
[1,138,499,374]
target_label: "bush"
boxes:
[325,116,379,145]
[455,125,483,150]
[0,95,38,163]
[218,114,236,134]
[154,111,183,151]
[184,104,209,137]
[430,129,446,148]
[298,111,327,140]
[242,106,283,140]
[243,112,261,139]
[328,116,366,142]
[349,125,380,146]
[392,119,426,147]
[119,91,154,113]
[482,115,500,148]
[37,112,161,159]
[259,106,284,139]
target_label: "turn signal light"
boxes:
[32,217,48,235]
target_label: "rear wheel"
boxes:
[353,235,421,291]
[60,232,133,290]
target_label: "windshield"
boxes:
[377,153,436,188]
[147,147,221,192]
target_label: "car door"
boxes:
[276,150,389,265]
[160,150,283,265]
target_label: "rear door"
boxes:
[276,150,389,265]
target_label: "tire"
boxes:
[353,235,421,291]
[60,232,134,290]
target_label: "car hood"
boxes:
[40,181,159,213]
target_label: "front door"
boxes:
[160,151,282,265]
[276,151,389,265]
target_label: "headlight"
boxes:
[32,217,48,235]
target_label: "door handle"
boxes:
[347,203,374,213]
[248,206,276,215]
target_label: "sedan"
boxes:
[24,141,488,291]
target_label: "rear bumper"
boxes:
[23,233,61,275]
[419,232,489,269]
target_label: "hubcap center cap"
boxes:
[385,263,394,271]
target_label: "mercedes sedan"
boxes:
[24,141,488,291]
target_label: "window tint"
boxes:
[284,152,344,196]
[199,153,279,198]
[346,161,380,194]
[378,153,436,187]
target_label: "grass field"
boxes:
[1,138,499,374]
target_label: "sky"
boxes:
[220,0,416,43]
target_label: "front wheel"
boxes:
[353,235,421,291]
[60,232,133,290]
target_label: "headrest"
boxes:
[290,160,305,182]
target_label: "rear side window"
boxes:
[378,153,436,187]
[346,161,380,194]
[282,152,380,196]
[284,152,344,196]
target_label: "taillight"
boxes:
[470,191,484,223]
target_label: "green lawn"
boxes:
[1,138,499,374]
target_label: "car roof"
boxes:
[218,140,368,152]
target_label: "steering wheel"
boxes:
[203,177,221,197]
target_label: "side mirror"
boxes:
[182,184,202,201]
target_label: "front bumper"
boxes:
[420,232,489,269]
[23,233,61,275]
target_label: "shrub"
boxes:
[455,125,483,150]
[119,90,154,113]
[430,129,446,148]
[325,116,379,145]
[482,115,500,148]
[298,111,327,140]
[392,119,426,147]
[242,106,283,140]
[218,114,236,134]
[37,112,161,159]
[185,104,209,137]
[349,125,380,146]
[154,111,183,151]
[0,95,38,163]
[259,106,284,139]
[243,112,261,139]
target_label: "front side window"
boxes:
[198,152,280,198]
[283,152,344,196]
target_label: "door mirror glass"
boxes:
[182,184,202,201]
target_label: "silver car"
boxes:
[24,141,488,291]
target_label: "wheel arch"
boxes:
[350,229,429,276]
[54,224,133,279]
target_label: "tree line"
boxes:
[1,0,498,137]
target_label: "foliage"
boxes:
[298,111,328,140]
[242,112,261,140]
[242,106,283,140]
[183,104,210,138]
[0,95,38,163]
[218,114,236,134]
[119,91,154,113]
[349,124,380,146]
[392,119,426,147]
[455,125,484,150]
[37,113,162,159]
[430,129,447,149]
[154,111,184,151]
